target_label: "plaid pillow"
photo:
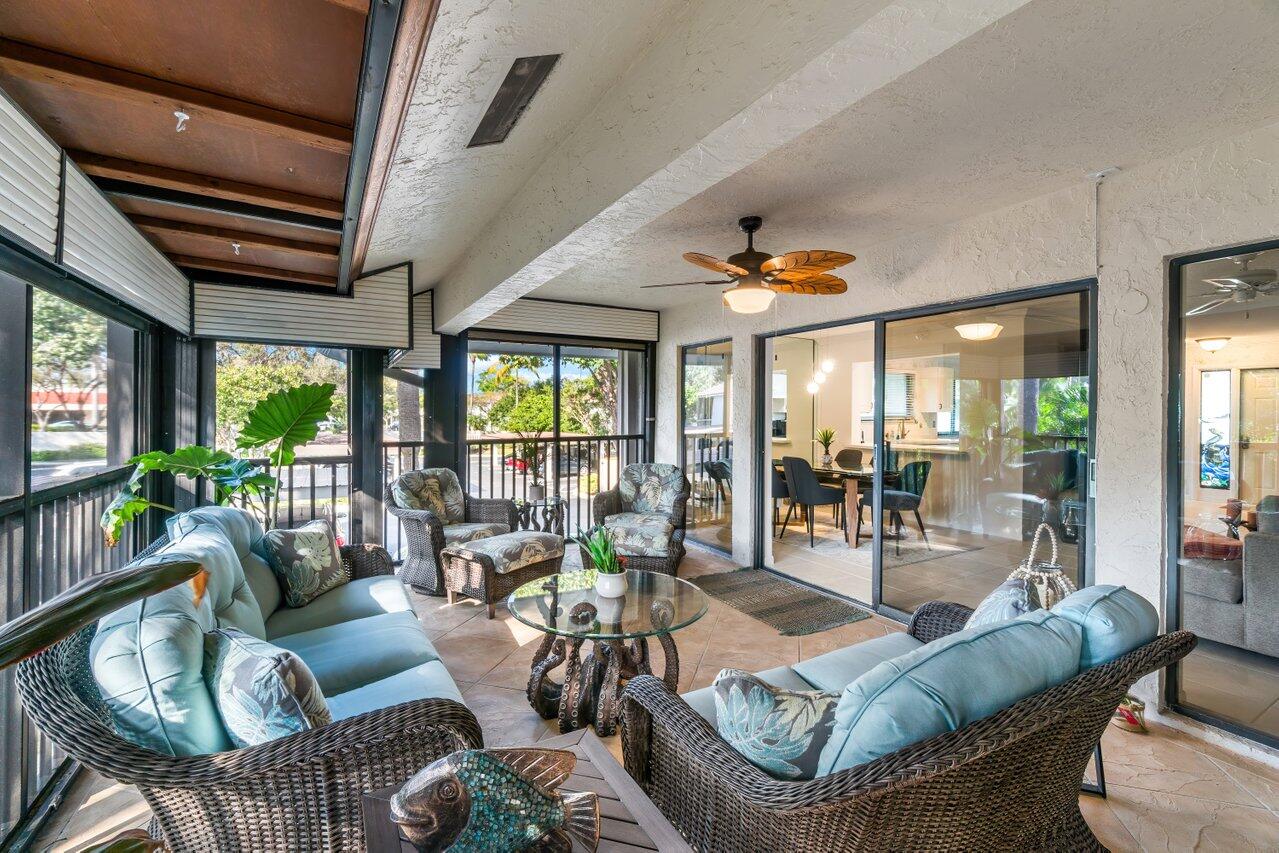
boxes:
[1182,525,1242,561]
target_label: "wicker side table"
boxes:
[441,531,564,618]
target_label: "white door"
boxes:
[1240,368,1279,504]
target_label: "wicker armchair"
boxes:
[16,541,483,852]
[387,468,518,594]
[590,463,691,576]
[620,601,1196,852]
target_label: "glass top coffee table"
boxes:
[508,569,709,736]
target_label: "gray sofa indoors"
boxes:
[1180,497,1279,658]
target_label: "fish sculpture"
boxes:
[389,747,599,852]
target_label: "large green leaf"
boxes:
[129,445,234,480]
[101,489,164,547]
[209,459,276,505]
[236,383,336,466]
[0,560,202,669]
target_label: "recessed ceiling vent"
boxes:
[467,54,560,148]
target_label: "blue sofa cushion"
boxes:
[167,505,262,560]
[327,660,465,720]
[817,610,1082,776]
[204,627,331,748]
[92,522,263,756]
[792,632,922,693]
[713,669,838,780]
[1051,585,1158,669]
[265,575,414,639]
[258,519,350,608]
[271,611,439,695]
[966,577,1042,629]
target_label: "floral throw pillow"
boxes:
[713,669,839,780]
[965,576,1043,628]
[203,627,331,748]
[260,518,349,608]
[392,472,449,518]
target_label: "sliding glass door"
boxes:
[681,341,733,552]
[879,291,1091,614]
[757,286,1093,617]
[1171,243,1279,747]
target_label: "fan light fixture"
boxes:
[1197,337,1231,352]
[805,381,820,394]
[721,282,775,314]
[955,322,1003,341]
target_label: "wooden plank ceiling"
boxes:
[0,0,374,289]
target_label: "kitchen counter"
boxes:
[846,441,969,457]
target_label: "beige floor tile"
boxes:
[1078,795,1141,852]
[1105,783,1279,852]
[461,683,558,747]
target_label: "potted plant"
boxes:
[582,526,627,598]
[516,430,547,501]
[815,427,837,467]
[101,383,336,545]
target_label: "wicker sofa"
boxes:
[590,462,691,575]
[17,506,480,852]
[620,600,1195,852]
[387,467,518,594]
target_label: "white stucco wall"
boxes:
[656,120,1279,648]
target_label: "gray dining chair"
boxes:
[780,456,845,548]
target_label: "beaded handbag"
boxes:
[1008,523,1077,608]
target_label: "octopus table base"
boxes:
[526,631,679,737]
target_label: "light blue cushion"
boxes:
[167,505,263,560]
[1051,585,1158,669]
[816,610,1082,776]
[327,660,464,720]
[264,575,414,639]
[203,627,331,748]
[242,552,281,622]
[92,523,260,756]
[792,632,922,693]
[272,611,439,695]
[683,665,814,723]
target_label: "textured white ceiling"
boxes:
[364,0,687,278]
[534,0,1279,310]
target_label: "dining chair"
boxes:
[781,456,845,547]
[882,460,932,555]
[834,447,864,469]
[770,465,789,536]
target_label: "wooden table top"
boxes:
[362,728,691,852]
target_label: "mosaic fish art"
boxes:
[389,748,599,852]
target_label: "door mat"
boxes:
[691,569,871,636]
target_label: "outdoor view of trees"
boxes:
[215,343,348,452]
[467,351,619,438]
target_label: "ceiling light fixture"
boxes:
[173,110,189,132]
[813,371,827,385]
[1197,337,1231,352]
[805,381,820,394]
[721,281,776,314]
[820,358,835,374]
[955,322,1003,341]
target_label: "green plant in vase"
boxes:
[582,526,628,597]
[815,427,837,467]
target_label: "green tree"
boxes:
[215,344,347,450]
[31,290,107,430]
[1036,377,1089,437]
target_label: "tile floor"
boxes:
[34,545,1279,852]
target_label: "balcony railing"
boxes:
[236,455,353,544]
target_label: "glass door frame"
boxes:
[752,278,1098,622]
[1166,237,1279,750]
[679,337,734,556]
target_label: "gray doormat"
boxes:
[691,569,871,636]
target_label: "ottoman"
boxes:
[441,531,565,618]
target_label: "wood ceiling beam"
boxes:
[0,38,353,154]
[70,151,343,219]
[351,0,442,278]
[133,216,339,259]
[173,256,337,286]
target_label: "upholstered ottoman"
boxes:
[441,531,565,618]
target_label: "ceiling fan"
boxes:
[1186,254,1279,316]
[642,216,855,313]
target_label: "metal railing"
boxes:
[0,466,139,837]
[235,455,353,543]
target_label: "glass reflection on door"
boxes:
[879,292,1091,614]
[682,342,733,551]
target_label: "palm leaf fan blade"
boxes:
[768,274,847,295]
[683,252,748,277]
[761,250,855,278]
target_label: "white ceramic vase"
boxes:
[594,571,627,598]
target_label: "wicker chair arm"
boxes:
[80,697,480,788]
[907,601,974,643]
[466,496,518,529]
[340,543,395,579]
[592,488,622,527]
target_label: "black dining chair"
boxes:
[770,465,789,536]
[834,448,863,469]
[780,456,845,548]
[881,460,932,555]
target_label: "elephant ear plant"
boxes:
[101,382,336,546]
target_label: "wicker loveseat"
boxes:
[620,600,1196,852]
[17,507,481,852]
[387,467,518,594]
[590,462,691,575]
